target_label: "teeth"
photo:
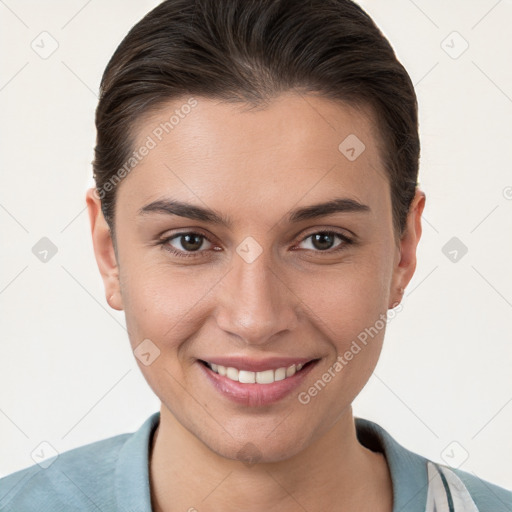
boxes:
[226,367,239,381]
[238,370,255,384]
[206,362,306,384]
[256,369,274,384]
[274,367,286,381]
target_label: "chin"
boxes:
[214,435,308,466]
[190,415,318,466]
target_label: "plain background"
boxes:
[1,0,511,491]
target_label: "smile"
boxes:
[198,357,319,406]
[203,361,305,384]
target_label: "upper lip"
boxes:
[199,356,318,372]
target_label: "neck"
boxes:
[149,405,392,512]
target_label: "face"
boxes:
[87,92,424,463]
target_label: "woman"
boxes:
[1,0,510,511]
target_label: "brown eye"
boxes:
[311,233,336,250]
[297,231,351,252]
[165,232,213,254]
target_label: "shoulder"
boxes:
[355,417,512,512]
[448,465,512,512]
[0,433,129,511]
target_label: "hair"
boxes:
[93,0,420,241]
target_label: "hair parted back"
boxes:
[93,0,420,239]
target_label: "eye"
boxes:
[161,232,214,258]
[296,230,352,253]
[159,229,353,259]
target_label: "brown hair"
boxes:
[93,0,420,240]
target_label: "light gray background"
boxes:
[1,0,511,490]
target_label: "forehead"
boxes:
[118,92,389,223]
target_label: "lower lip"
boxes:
[198,360,318,407]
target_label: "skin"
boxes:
[86,92,425,512]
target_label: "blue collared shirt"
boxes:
[1,412,510,511]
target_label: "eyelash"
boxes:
[158,230,354,259]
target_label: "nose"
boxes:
[214,249,299,346]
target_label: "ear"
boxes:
[388,188,426,309]
[85,188,124,311]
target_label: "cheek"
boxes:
[293,253,392,339]
[119,265,218,403]
[289,251,393,407]
[120,261,223,349]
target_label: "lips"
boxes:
[198,357,320,406]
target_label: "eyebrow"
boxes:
[138,197,370,227]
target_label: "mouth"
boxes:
[197,357,320,406]
[199,359,316,384]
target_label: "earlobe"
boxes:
[388,188,426,309]
[85,188,124,311]
[389,287,405,309]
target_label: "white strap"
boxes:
[426,462,479,512]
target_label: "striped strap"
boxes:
[426,462,479,512]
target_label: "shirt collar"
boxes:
[114,412,428,512]
[355,417,429,511]
[115,411,160,512]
